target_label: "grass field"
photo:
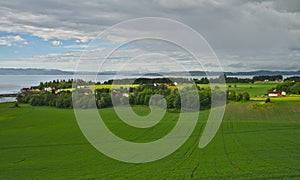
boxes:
[252,95,300,101]
[88,83,276,98]
[198,83,277,97]
[1,101,300,179]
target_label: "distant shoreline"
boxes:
[0,93,18,97]
[0,97,16,103]
[0,93,18,103]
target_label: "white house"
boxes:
[44,87,52,91]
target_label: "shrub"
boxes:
[242,92,250,101]
[236,93,243,101]
[227,90,236,101]
[13,102,19,108]
[290,82,300,94]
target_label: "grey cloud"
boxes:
[227,62,246,68]
[272,0,300,12]
[0,0,299,71]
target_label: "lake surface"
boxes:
[0,75,112,95]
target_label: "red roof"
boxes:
[268,91,281,96]
[268,91,280,94]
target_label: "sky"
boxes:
[0,0,299,72]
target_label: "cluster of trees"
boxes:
[285,76,300,83]
[253,75,283,82]
[103,75,280,86]
[95,84,221,111]
[17,91,72,108]
[194,78,209,84]
[197,75,283,84]
[208,75,253,84]
[224,77,253,84]
[223,75,283,84]
[37,79,73,90]
[36,79,95,90]
[227,90,250,102]
[275,81,300,94]
[103,78,193,85]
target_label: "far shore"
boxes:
[0,94,17,103]
[0,93,18,97]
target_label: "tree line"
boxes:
[274,81,300,94]
[103,75,284,85]
[36,79,94,90]
[33,75,298,91]
[17,91,72,108]
[17,84,250,110]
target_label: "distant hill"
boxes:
[155,70,300,77]
[165,70,300,76]
[225,70,300,76]
[0,68,299,76]
[0,68,117,75]
[0,68,73,75]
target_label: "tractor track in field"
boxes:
[13,158,26,163]
[221,125,243,172]
[226,108,300,173]
[171,123,205,175]
[212,142,220,177]
[157,122,205,178]
[0,142,90,150]
[223,126,300,135]
[225,120,256,174]
[186,141,203,179]
[190,160,200,179]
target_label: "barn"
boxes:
[268,91,281,97]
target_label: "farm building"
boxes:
[44,87,52,91]
[268,91,281,97]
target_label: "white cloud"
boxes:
[51,40,62,46]
[0,35,27,46]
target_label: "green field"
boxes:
[89,83,276,98]
[1,100,300,179]
[198,83,277,97]
[252,95,300,101]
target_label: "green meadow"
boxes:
[1,99,300,179]
[90,83,276,98]
[198,83,277,97]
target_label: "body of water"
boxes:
[0,75,108,95]
[0,97,16,103]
